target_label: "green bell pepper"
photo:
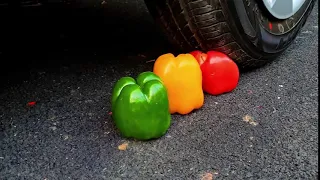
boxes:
[111,71,171,140]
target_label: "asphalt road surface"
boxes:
[0,1,318,179]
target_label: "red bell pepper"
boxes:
[190,50,239,95]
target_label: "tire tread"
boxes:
[145,0,315,70]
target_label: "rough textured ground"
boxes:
[0,1,318,179]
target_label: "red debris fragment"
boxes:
[269,22,273,30]
[27,101,36,107]
[108,112,112,115]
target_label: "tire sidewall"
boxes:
[219,0,316,59]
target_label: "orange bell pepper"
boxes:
[153,53,204,115]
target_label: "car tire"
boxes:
[144,0,316,70]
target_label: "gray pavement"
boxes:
[0,1,318,179]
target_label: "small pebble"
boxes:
[118,143,129,151]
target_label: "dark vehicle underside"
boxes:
[0,0,316,70]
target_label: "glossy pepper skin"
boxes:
[111,72,171,140]
[190,50,239,95]
[153,53,204,115]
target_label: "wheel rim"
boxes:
[262,0,306,19]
